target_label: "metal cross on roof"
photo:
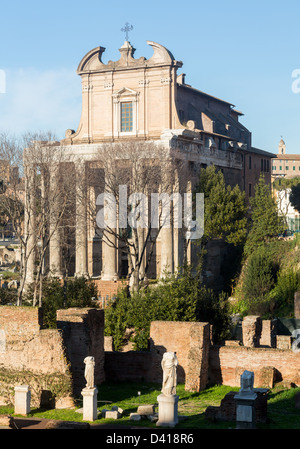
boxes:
[121,22,133,41]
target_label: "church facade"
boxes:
[24,39,274,292]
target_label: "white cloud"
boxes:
[0,67,82,139]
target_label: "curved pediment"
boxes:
[77,46,106,74]
[77,41,182,75]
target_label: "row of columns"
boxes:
[24,160,192,283]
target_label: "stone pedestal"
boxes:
[82,387,98,421]
[156,394,178,428]
[234,392,257,429]
[14,385,31,416]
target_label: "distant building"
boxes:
[272,139,300,179]
[271,139,300,233]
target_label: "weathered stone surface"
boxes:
[276,335,292,350]
[130,413,141,421]
[137,405,155,415]
[242,316,262,347]
[105,410,121,419]
[111,405,123,414]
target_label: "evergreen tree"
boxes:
[290,182,300,212]
[244,174,284,256]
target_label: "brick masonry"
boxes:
[209,345,300,387]
[105,321,211,392]
[0,306,105,406]
[57,308,105,395]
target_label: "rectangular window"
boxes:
[293,166,296,171]
[280,166,282,170]
[120,102,133,132]
[249,156,252,169]
[286,166,289,170]
[261,159,263,171]
[249,183,252,197]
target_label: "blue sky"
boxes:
[0,0,300,154]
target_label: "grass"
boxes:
[1,382,300,429]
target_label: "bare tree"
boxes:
[22,133,76,306]
[0,131,76,306]
[91,140,188,292]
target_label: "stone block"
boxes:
[105,410,120,419]
[242,316,262,347]
[257,366,276,388]
[130,413,141,421]
[137,404,155,415]
[260,320,276,347]
[111,405,123,414]
[276,335,292,350]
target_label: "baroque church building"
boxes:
[24,39,274,294]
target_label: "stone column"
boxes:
[242,315,262,347]
[101,230,117,280]
[159,180,174,277]
[101,171,118,281]
[24,164,36,286]
[75,161,88,277]
[49,164,62,277]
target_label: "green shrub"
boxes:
[24,277,98,328]
[104,266,231,351]
[268,268,300,317]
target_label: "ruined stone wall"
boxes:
[104,321,211,392]
[149,321,211,391]
[0,306,72,407]
[104,351,152,382]
[209,345,300,387]
[57,308,105,396]
[0,306,105,406]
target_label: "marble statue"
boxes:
[161,351,178,396]
[84,356,95,389]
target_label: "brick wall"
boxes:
[94,279,128,299]
[104,351,152,382]
[0,306,105,406]
[0,306,72,406]
[104,321,211,392]
[57,308,105,395]
[209,345,300,387]
[149,321,211,391]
